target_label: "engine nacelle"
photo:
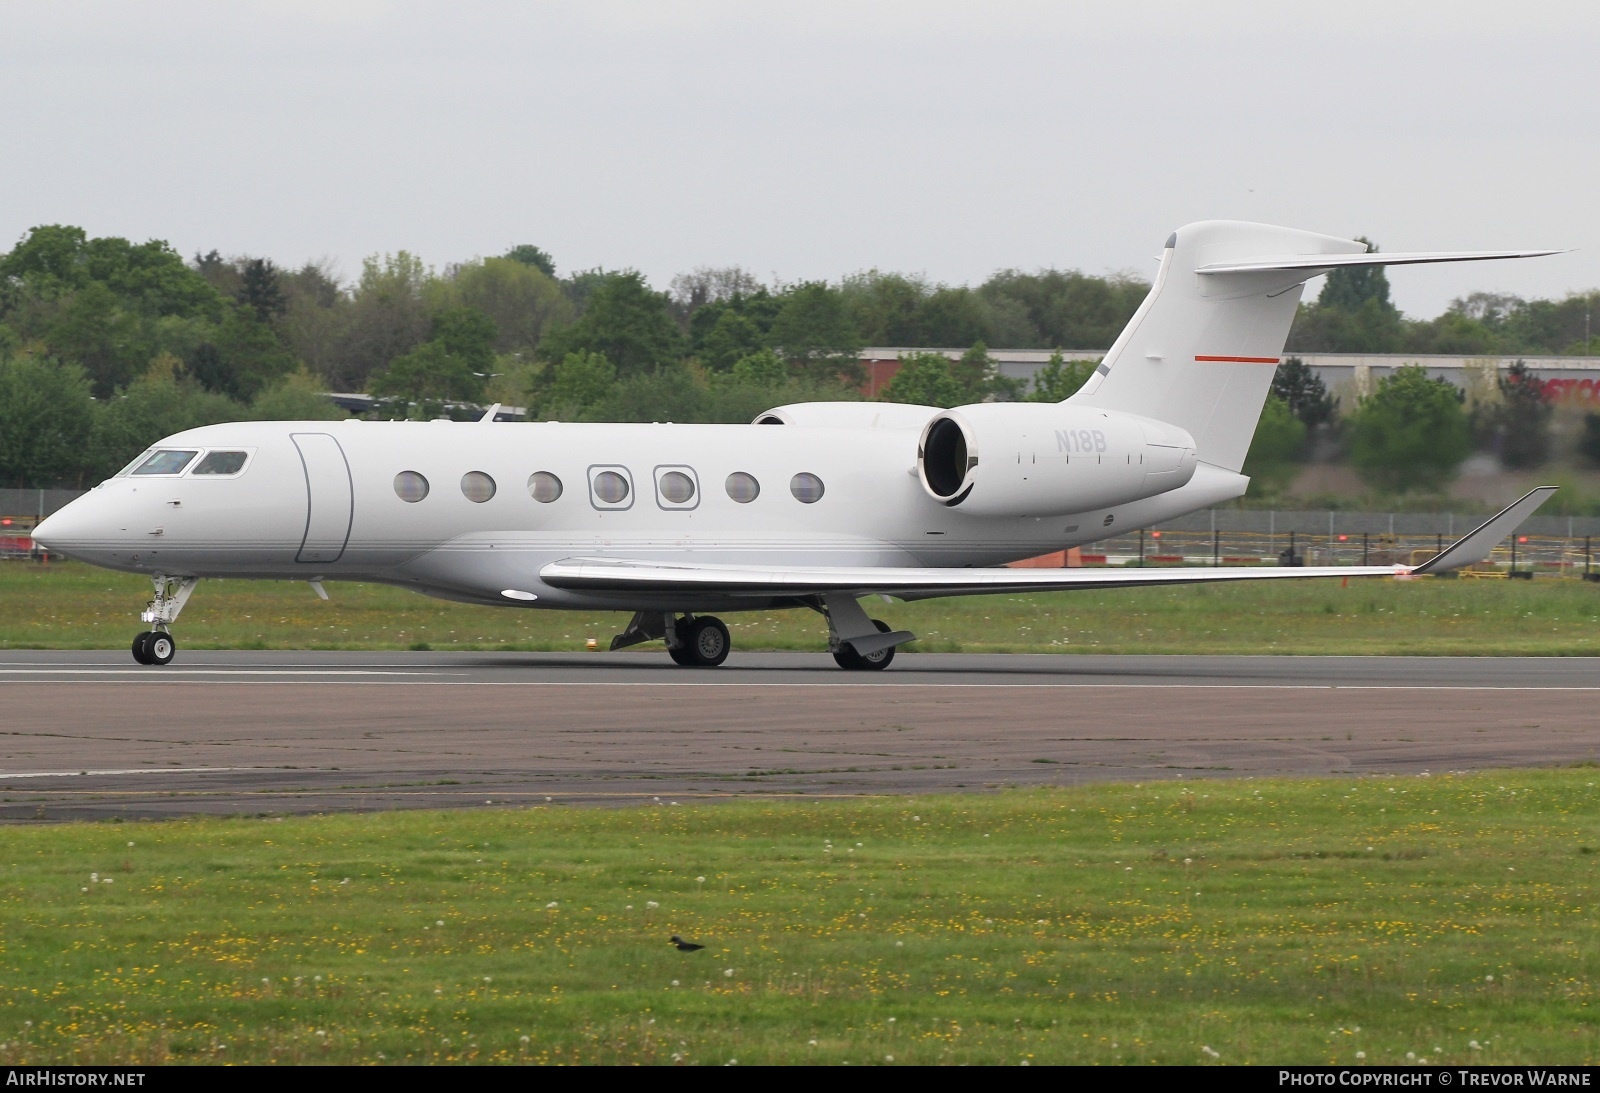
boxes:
[917,403,1198,517]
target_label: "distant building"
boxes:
[858,348,1600,406]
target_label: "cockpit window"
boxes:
[192,450,249,476]
[131,450,199,476]
[116,449,155,477]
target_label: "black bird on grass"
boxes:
[670,935,705,951]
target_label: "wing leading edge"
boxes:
[539,488,1556,601]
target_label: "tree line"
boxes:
[0,224,1595,492]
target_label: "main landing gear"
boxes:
[607,596,917,671]
[819,593,916,672]
[610,611,730,667]
[833,619,895,671]
[130,575,198,666]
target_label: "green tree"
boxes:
[882,352,965,408]
[978,269,1147,349]
[335,252,433,392]
[698,310,765,372]
[236,258,287,323]
[43,281,151,396]
[537,351,617,420]
[1347,365,1470,493]
[369,341,485,418]
[431,307,498,376]
[952,341,1021,402]
[592,363,707,423]
[1271,357,1336,427]
[767,282,860,382]
[279,261,349,385]
[250,368,347,421]
[450,257,571,357]
[198,305,296,401]
[1024,352,1097,402]
[729,348,789,386]
[505,245,556,278]
[1580,413,1600,468]
[0,353,95,487]
[538,272,684,377]
[1241,395,1307,498]
[1475,360,1552,469]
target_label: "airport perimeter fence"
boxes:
[1078,510,1600,577]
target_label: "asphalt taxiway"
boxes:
[3,650,1597,819]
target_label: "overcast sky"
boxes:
[2,1,1596,320]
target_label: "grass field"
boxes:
[0,771,1596,1065]
[3,560,1600,656]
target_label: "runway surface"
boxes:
[4,650,1599,820]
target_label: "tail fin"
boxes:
[1069,220,1556,473]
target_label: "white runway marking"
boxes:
[1,678,1597,691]
[0,767,244,779]
[0,668,442,677]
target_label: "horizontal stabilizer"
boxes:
[1413,487,1558,574]
[1197,249,1560,275]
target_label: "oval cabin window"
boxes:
[658,470,695,504]
[394,471,429,502]
[725,472,760,503]
[528,471,563,503]
[593,470,630,504]
[461,471,497,503]
[789,472,825,504]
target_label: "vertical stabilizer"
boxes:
[1070,221,1367,473]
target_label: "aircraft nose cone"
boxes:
[30,511,64,549]
[30,498,104,557]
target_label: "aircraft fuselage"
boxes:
[38,416,1245,612]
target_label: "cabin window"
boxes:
[588,466,633,509]
[654,466,698,509]
[394,470,430,502]
[461,471,497,503]
[192,450,249,476]
[789,472,825,504]
[725,471,760,503]
[132,450,199,476]
[528,471,563,503]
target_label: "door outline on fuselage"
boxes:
[291,432,354,564]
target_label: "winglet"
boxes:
[1412,487,1558,574]
[478,403,503,424]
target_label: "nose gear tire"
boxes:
[145,632,177,666]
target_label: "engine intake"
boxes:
[917,403,1197,517]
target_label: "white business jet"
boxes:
[33,221,1558,668]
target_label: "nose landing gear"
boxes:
[132,630,177,666]
[130,575,198,666]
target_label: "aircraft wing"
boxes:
[539,488,1556,601]
[540,556,1408,600]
